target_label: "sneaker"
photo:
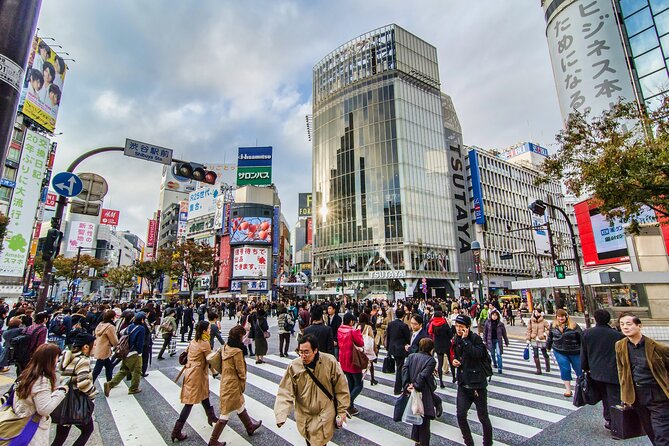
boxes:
[104,382,111,397]
[128,388,142,395]
[347,406,359,417]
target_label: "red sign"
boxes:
[147,219,158,248]
[218,236,231,289]
[307,217,312,245]
[100,208,120,226]
[45,193,57,208]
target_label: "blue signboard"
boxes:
[0,178,16,188]
[51,172,83,197]
[237,146,273,167]
[468,150,486,225]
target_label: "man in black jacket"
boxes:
[325,303,342,358]
[453,314,493,446]
[304,305,334,354]
[181,302,194,342]
[408,313,429,354]
[386,308,411,395]
[580,309,625,430]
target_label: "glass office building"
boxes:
[312,25,460,297]
[615,0,669,109]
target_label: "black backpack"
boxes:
[8,331,30,366]
[283,314,295,332]
[481,345,493,380]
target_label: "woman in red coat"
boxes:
[337,312,364,416]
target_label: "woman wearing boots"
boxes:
[358,312,378,385]
[525,308,550,375]
[172,320,218,442]
[208,325,262,446]
[429,310,452,388]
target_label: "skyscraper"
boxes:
[311,24,463,298]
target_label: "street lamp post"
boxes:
[529,200,592,328]
[471,241,484,304]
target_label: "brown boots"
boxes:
[534,357,542,375]
[208,419,227,446]
[238,409,262,435]
[205,406,218,426]
[171,420,187,442]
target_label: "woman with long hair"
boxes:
[208,326,262,446]
[547,309,583,397]
[253,308,269,364]
[357,312,378,385]
[12,343,67,446]
[52,332,98,446]
[171,320,217,442]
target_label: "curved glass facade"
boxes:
[312,25,458,296]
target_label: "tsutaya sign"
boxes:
[368,270,406,279]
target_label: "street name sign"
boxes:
[124,138,173,165]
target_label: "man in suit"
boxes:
[581,309,625,430]
[326,303,342,359]
[386,307,411,395]
[304,304,334,354]
[408,313,429,354]
[181,302,194,342]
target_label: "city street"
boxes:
[0,317,647,446]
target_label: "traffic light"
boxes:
[555,264,566,279]
[42,228,63,261]
[173,162,217,185]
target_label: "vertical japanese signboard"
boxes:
[0,130,50,276]
[468,149,486,225]
[66,221,97,252]
[545,0,635,122]
[146,219,158,248]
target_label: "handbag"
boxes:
[523,345,530,361]
[178,347,189,366]
[169,338,177,355]
[206,348,222,374]
[51,379,94,426]
[393,392,409,422]
[362,326,377,360]
[573,372,600,407]
[610,405,645,440]
[352,346,369,370]
[263,331,271,339]
[382,355,395,374]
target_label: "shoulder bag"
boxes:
[51,358,94,426]
[303,366,342,426]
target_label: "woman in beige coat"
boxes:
[525,308,551,374]
[171,321,217,442]
[12,343,67,446]
[92,310,118,382]
[208,325,262,446]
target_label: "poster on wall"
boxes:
[232,246,269,278]
[229,216,272,244]
[67,220,96,252]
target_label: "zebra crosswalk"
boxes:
[91,338,579,446]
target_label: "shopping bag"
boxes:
[382,355,395,374]
[610,405,645,440]
[393,392,409,422]
[206,348,223,374]
[523,346,530,361]
[363,334,377,360]
[411,390,424,416]
[402,391,423,425]
[169,338,177,355]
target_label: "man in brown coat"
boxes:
[274,333,350,446]
[615,313,669,445]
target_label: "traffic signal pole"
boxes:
[36,146,187,311]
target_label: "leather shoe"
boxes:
[604,421,611,430]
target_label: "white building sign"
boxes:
[232,246,269,278]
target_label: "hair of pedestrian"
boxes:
[310,304,323,321]
[8,316,21,328]
[16,344,61,399]
[298,333,319,352]
[618,312,641,326]
[34,312,48,324]
[593,309,611,325]
[395,308,405,319]
[358,312,370,325]
[411,313,423,326]
[102,310,116,324]
[195,320,210,341]
[418,337,434,353]
[343,313,357,325]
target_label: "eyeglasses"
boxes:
[297,350,313,356]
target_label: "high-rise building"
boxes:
[312,24,462,298]
[542,0,669,120]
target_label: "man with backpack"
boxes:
[105,312,146,395]
[452,314,493,446]
[48,308,71,350]
[24,312,49,364]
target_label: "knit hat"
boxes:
[454,314,471,327]
[71,332,96,347]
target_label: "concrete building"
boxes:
[312,24,462,299]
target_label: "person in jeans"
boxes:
[581,309,624,430]
[337,312,364,416]
[452,314,493,446]
[157,308,177,360]
[104,312,146,395]
[483,308,508,374]
[616,313,669,445]
[546,309,583,397]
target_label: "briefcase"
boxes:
[382,355,395,374]
[610,405,645,440]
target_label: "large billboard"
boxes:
[298,193,312,217]
[188,187,217,220]
[67,221,97,253]
[0,130,51,277]
[232,246,269,278]
[468,149,486,225]
[574,200,665,266]
[218,235,231,289]
[19,37,68,133]
[544,0,635,122]
[237,146,272,186]
[229,216,272,244]
[161,164,196,193]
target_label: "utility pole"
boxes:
[0,0,42,168]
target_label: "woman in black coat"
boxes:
[402,337,441,446]
[253,309,269,364]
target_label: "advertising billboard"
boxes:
[19,37,68,133]
[177,200,188,240]
[468,149,486,225]
[574,200,666,266]
[67,220,97,253]
[161,164,196,193]
[232,246,269,278]
[237,146,272,186]
[499,143,549,160]
[0,130,51,277]
[307,217,313,245]
[218,236,231,289]
[146,219,158,248]
[229,216,272,244]
[100,209,120,226]
[299,193,312,217]
[544,0,635,122]
[188,187,217,220]
[531,213,551,256]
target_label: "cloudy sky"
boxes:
[36,1,563,241]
